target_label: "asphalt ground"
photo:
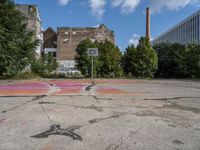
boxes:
[0,79,200,150]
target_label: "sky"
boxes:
[15,0,200,51]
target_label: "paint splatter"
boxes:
[31,124,82,141]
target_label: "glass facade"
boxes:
[153,11,200,45]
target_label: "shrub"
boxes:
[12,72,40,79]
[31,54,58,77]
[154,43,200,78]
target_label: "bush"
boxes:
[12,72,40,79]
[31,54,58,77]
[0,0,38,77]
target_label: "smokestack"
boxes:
[146,7,150,41]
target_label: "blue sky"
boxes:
[15,0,200,51]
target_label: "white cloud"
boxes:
[89,0,106,19]
[111,0,140,14]
[129,34,140,47]
[58,0,71,6]
[57,0,140,19]
[121,0,140,14]
[93,24,100,28]
[111,0,124,7]
[150,0,200,12]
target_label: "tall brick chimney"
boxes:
[146,7,150,41]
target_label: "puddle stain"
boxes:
[1,110,7,113]
[31,124,82,141]
[172,140,184,145]
[88,115,120,124]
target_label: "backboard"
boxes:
[87,48,98,57]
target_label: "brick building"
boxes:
[16,4,43,57]
[43,24,115,70]
[42,27,57,57]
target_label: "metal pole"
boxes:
[91,57,93,80]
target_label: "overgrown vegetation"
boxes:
[31,54,58,77]
[0,0,38,77]
[154,43,200,78]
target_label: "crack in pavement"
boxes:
[145,96,200,101]
[88,115,120,124]
[106,126,144,150]
[38,101,139,112]
[1,95,46,114]
[38,101,56,104]
[38,99,55,125]
[160,101,200,114]
[92,96,135,101]
[93,96,200,101]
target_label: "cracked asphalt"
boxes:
[0,79,200,150]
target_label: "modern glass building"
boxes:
[152,10,200,45]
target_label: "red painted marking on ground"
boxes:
[0,81,49,96]
[0,79,143,96]
[96,87,143,95]
[48,80,89,95]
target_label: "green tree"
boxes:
[75,38,97,76]
[154,43,186,78]
[97,40,123,78]
[183,44,200,78]
[122,45,137,77]
[0,0,38,77]
[123,37,158,78]
[75,39,123,78]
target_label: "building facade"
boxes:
[43,24,115,70]
[16,4,43,57]
[42,27,57,58]
[153,10,200,45]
